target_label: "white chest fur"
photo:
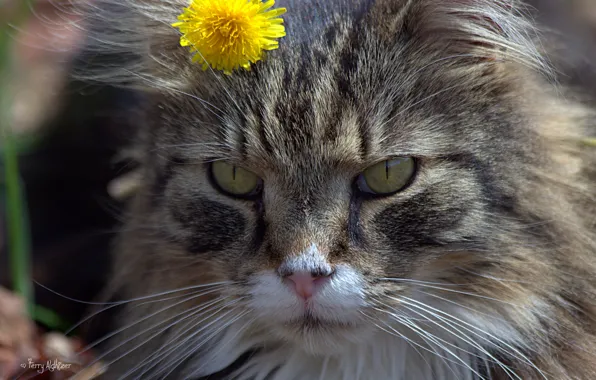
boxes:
[191,323,483,380]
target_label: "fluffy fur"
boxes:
[67,0,596,379]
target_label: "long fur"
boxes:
[62,1,596,379]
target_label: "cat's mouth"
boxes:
[271,312,373,355]
[284,312,359,331]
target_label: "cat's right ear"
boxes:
[70,0,203,92]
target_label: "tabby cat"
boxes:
[76,0,596,379]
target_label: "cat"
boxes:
[72,0,596,379]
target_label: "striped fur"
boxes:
[71,1,596,379]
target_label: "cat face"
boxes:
[88,1,596,378]
[134,3,552,357]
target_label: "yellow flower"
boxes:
[172,0,287,74]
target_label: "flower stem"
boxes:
[1,0,37,316]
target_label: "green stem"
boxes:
[1,0,37,315]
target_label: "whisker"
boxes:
[360,311,471,378]
[66,284,229,336]
[123,299,247,379]
[80,289,228,354]
[416,290,522,332]
[377,278,475,287]
[385,299,520,380]
[74,297,235,379]
[367,300,447,378]
[455,267,534,285]
[34,279,233,306]
[186,314,257,378]
[372,303,488,380]
[153,309,250,380]
[378,279,522,308]
[399,296,548,379]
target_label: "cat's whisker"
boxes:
[187,314,257,378]
[124,311,214,379]
[34,279,233,306]
[381,298,521,380]
[378,278,523,308]
[398,296,549,380]
[119,315,219,379]
[396,278,565,340]
[154,308,251,380]
[367,299,458,378]
[371,299,500,379]
[393,314,489,380]
[136,298,247,375]
[109,299,245,380]
[453,267,534,285]
[118,299,246,379]
[73,297,236,379]
[79,289,229,354]
[376,277,472,287]
[360,311,444,373]
[68,284,229,336]
[360,311,478,378]
[416,290,522,331]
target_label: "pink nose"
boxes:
[286,272,331,300]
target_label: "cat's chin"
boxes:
[272,316,375,355]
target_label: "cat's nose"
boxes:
[277,243,333,300]
[285,271,332,300]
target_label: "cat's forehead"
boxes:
[221,26,404,170]
[163,0,512,175]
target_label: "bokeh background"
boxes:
[1,0,596,347]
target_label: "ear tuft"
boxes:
[405,0,550,74]
[69,0,198,91]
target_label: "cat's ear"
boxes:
[72,0,200,91]
[384,0,546,72]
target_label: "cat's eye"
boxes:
[356,157,416,196]
[210,161,262,198]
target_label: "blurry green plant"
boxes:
[1,0,70,332]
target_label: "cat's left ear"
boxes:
[373,0,546,71]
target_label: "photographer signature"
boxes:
[20,358,72,374]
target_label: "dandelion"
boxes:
[173,0,287,74]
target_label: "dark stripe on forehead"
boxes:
[313,49,330,68]
[357,113,371,158]
[323,104,342,144]
[256,106,274,155]
[324,26,339,48]
[275,0,375,48]
[294,45,313,91]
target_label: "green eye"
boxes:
[210,161,262,198]
[356,157,416,195]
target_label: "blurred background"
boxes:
[0,0,596,376]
